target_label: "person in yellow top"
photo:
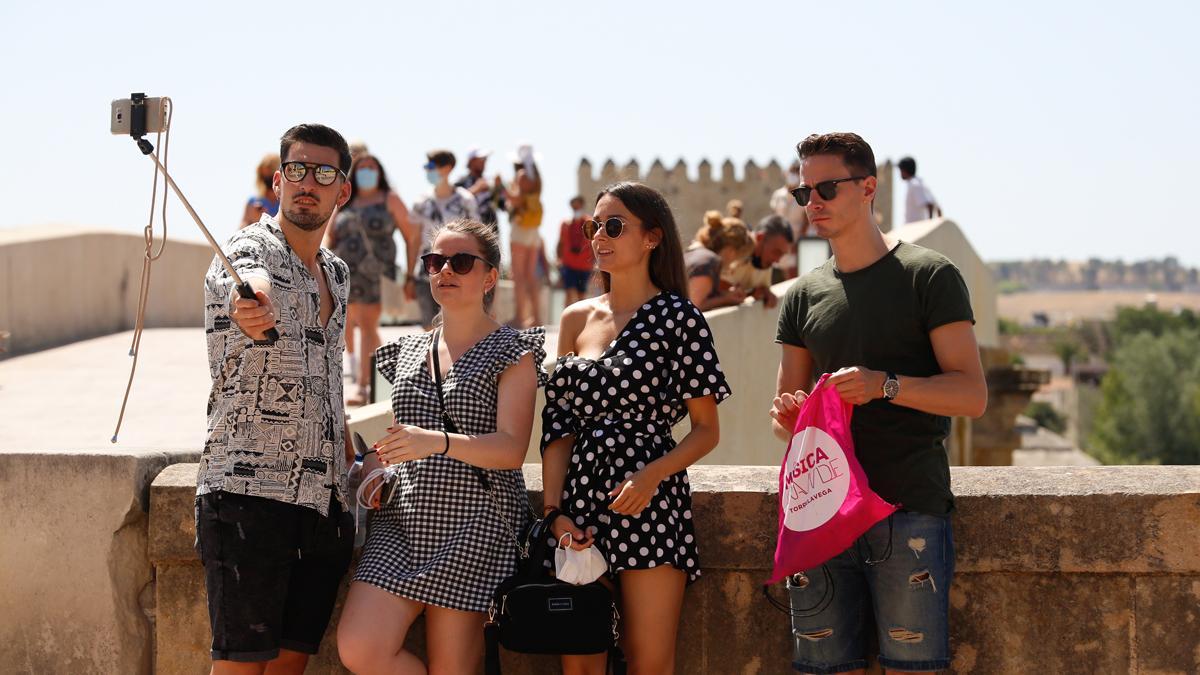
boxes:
[497,143,544,327]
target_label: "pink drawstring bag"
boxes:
[767,373,898,584]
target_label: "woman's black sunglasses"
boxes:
[420,252,491,275]
[280,161,347,187]
[790,175,868,206]
[582,217,628,240]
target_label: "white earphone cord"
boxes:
[111,98,173,443]
[354,465,401,533]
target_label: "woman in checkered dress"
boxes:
[337,220,546,674]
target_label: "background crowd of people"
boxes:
[236,144,938,407]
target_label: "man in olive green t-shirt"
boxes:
[770,132,987,675]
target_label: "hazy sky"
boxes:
[2,1,1197,265]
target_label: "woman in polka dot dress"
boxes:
[541,182,730,674]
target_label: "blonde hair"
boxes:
[255,153,279,198]
[726,199,744,219]
[696,210,753,256]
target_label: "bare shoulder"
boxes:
[558,295,606,354]
[386,191,408,211]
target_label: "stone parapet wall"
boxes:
[0,448,199,675]
[149,464,1200,674]
[0,227,215,356]
[0,226,550,357]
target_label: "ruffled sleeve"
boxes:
[539,359,582,455]
[491,326,549,387]
[374,335,417,385]
[671,300,732,404]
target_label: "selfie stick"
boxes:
[127,94,279,344]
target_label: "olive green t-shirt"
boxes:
[775,241,975,515]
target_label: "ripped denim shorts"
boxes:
[786,510,954,674]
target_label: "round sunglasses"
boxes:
[420,251,492,275]
[280,161,347,187]
[582,217,631,240]
[790,175,868,206]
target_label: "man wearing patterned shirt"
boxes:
[198,123,355,673]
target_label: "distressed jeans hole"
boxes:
[796,628,834,642]
[888,627,925,643]
[907,536,926,558]
[908,569,937,592]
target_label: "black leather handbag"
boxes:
[429,330,623,674]
[483,510,624,674]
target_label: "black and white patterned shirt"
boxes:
[200,214,350,516]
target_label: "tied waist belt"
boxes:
[578,412,672,437]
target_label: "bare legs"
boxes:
[561,566,687,675]
[344,303,382,404]
[337,582,484,675]
[564,287,583,309]
[210,649,308,675]
[337,582,427,674]
[510,243,541,328]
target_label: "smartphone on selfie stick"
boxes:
[111,93,278,344]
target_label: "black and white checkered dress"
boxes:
[355,326,547,612]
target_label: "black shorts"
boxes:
[195,491,353,662]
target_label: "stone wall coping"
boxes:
[151,463,1200,496]
[152,463,1200,575]
[950,465,1200,496]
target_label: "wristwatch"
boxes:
[882,371,900,401]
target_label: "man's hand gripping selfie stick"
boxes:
[127,95,278,344]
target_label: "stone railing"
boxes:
[0,227,542,357]
[0,448,199,674]
[0,227,214,356]
[148,464,1200,674]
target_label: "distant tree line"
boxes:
[991,257,1198,292]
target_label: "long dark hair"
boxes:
[595,182,687,298]
[344,153,392,208]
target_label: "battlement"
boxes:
[578,157,895,242]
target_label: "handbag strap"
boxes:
[429,328,460,435]
[430,328,533,560]
[484,621,502,675]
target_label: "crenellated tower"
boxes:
[578,157,894,243]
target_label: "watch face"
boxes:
[883,378,900,399]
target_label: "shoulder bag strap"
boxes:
[431,329,534,559]
[484,621,502,675]
[428,329,461,436]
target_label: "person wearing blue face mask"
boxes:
[409,150,481,328]
[326,153,418,405]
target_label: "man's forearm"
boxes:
[891,371,987,419]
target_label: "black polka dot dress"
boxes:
[541,292,730,582]
[356,326,547,612]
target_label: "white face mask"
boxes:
[553,534,608,585]
[786,171,801,185]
